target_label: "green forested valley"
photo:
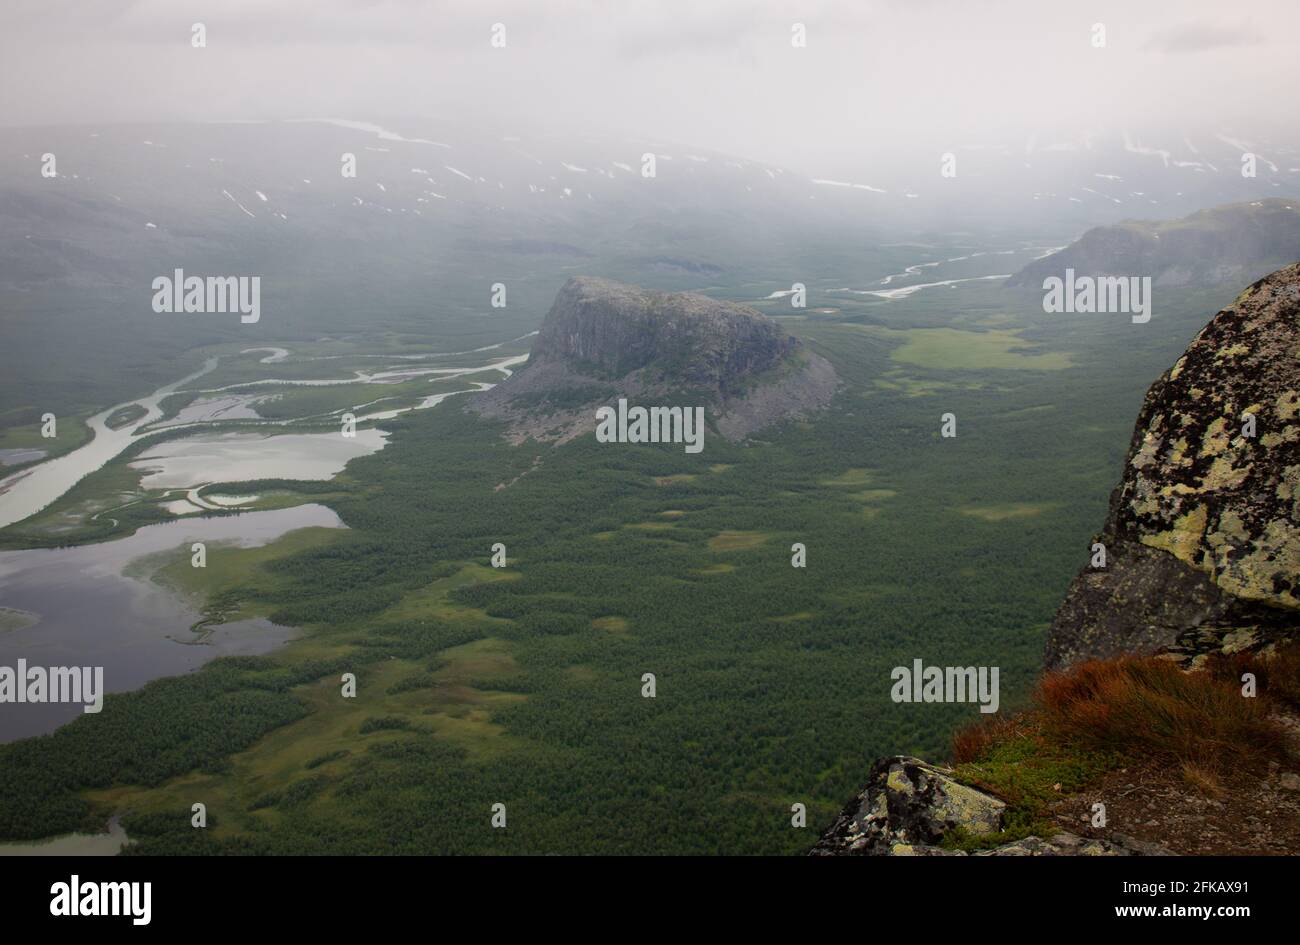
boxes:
[0,279,1236,854]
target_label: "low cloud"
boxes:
[1143,23,1265,54]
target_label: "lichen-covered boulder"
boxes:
[810,756,1180,856]
[1047,262,1300,669]
[809,756,1005,855]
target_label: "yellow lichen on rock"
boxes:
[1047,262,1300,670]
[1200,456,1252,491]
[1130,477,1162,516]
[886,767,915,796]
[1279,465,1300,503]
[1168,437,1192,467]
[1141,505,1208,564]
[1261,426,1299,448]
[1198,416,1232,458]
[1132,428,1163,469]
[1216,519,1300,609]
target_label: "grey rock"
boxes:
[472,276,838,444]
[810,755,1005,856]
[1046,261,1300,669]
[810,756,1178,856]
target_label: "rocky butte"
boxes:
[470,276,838,444]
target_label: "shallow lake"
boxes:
[0,818,129,856]
[0,503,343,742]
[128,428,387,490]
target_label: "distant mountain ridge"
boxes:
[471,276,837,443]
[1008,199,1300,288]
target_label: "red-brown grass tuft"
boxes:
[1035,656,1289,775]
[951,715,1013,765]
[1203,639,1300,711]
[1180,760,1224,797]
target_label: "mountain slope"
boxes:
[1007,199,1300,288]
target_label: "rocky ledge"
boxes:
[810,756,1174,857]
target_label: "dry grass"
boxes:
[706,530,769,552]
[952,714,1023,765]
[949,645,1300,842]
[952,647,1298,797]
[1180,760,1224,797]
[1202,640,1300,712]
[1036,657,1289,776]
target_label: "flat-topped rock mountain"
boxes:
[1046,261,1300,669]
[472,276,837,443]
[1008,199,1300,288]
[527,276,797,390]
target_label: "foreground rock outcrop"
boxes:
[816,262,1300,856]
[810,756,1173,856]
[472,276,837,443]
[1046,261,1300,669]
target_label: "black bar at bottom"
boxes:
[0,853,1277,931]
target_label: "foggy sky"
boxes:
[2,0,1297,176]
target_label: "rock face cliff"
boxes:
[1046,261,1300,669]
[472,276,837,442]
[1008,199,1300,288]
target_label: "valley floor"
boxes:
[0,266,1248,854]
